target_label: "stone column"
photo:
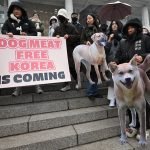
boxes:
[3,0,7,18]
[142,6,150,27]
[8,0,19,6]
[65,0,73,21]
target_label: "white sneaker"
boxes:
[12,87,22,96]
[60,85,71,92]
[109,99,116,107]
[35,85,43,94]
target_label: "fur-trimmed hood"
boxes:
[7,1,28,19]
[49,16,58,25]
[123,18,142,36]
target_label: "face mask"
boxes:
[72,17,78,22]
[51,20,56,24]
[58,16,66,23]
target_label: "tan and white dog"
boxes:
[73,32,109,89]
[129,54,150,129]
[109,54,150,145]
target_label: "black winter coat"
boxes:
[53,22,78,66]
[1,1,37,36]
[1,19,37,36]
[80,25,98,44]
[115,33,150,64]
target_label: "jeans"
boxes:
[86,81,98,96]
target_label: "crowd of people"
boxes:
[1,1,150,141]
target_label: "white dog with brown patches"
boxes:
[109,54,150,145]
[73,32,109,89]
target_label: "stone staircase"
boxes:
[0,82,150,150]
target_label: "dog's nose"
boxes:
[125,78,131,82]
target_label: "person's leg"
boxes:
[107,86,116,107]
[129,108,137,127]
[35,85,43,94]
[60,82,71,92]
[86,66,103,100]
[60,65,76,92]
[69,66,77,81]
[12,87,22,96]
[126,109,138,138]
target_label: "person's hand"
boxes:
[135,55,143,64]
[7,32,13,37]
[86,41,91,45]
[64,34,69,39]
[20,32,27,36]
[108,34,114,42]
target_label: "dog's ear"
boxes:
[130,54,137,66]
[109,62,118,73]
[91,33,96,41]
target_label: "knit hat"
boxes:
[57,8,69,19]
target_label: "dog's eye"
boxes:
[119,71,124,75]
[128,70,133,73]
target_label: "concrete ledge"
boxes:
[0,87,108,105]
[0,116,29,138]
[0,100,68,119]
[74,118,120,145]
[128,136,150,150]
[68,97,108,109]
[102,105,118,118]
[0,94,32,106]
[65,137,133,150]
[0,126,77,150]
[29,106,107,132]
[33,89,86,102]
[33,88,108,102]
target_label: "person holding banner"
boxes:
[53,8,79,92]
[1,1,43,96]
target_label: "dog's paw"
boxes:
[97,80,102,85]
[120,136,127,145]
[139,139,147,146]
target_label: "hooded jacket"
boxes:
[123,18,142,36]
[114,18,150,64]
[1,1,37,36]
[48,16,59,37]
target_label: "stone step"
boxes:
[65,136,150,150]
[73,117,120,145]
[0,88,108,106]
[0,117,120,150]
[0,106,118,137]
[0,97,109,119]
[0,126,77,150]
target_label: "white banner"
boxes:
[0,35,71,88]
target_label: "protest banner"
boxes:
[0,35,71,88]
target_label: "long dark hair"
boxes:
[108,20,123,34]
[86,13,99,29]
